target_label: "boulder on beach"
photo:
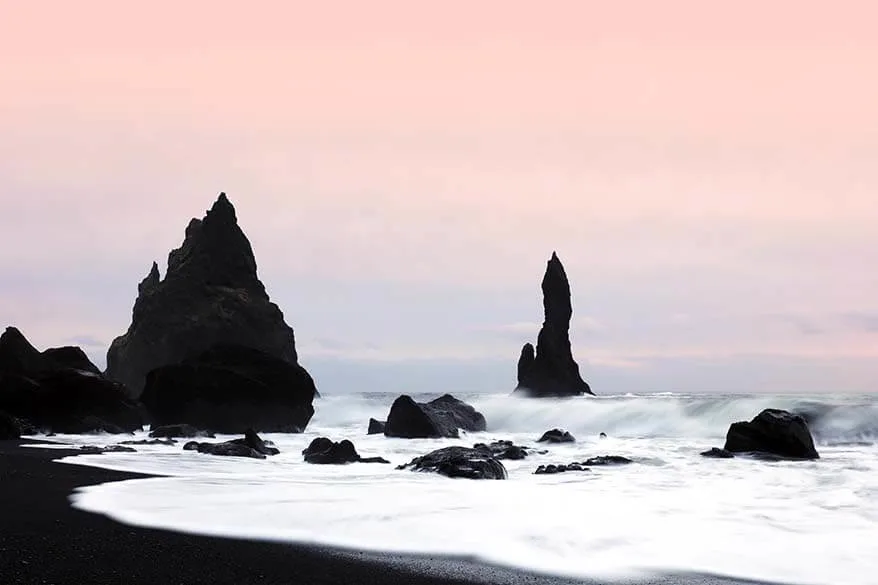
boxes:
[183,429,279,459]
[537,428,576,443]
[302,437,389,464]
[514,253,593,398]
[0,327,143,434]
[105,193,317,405]
[397,446,507,480]
[141,344,316,434]
[383,394,486,439]
[723,409,819,460]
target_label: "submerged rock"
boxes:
[700,447,735,459]
[472,440,531,460]
[79,445,137,454]
[514,253,593,397]
[537,428,576,443]
[582,455,632,466]
[183,429,279,459]
[149,424,215,439]
[120,438,177,446]
[723,409,819,460]
[105,193,317,404]
[383,394,486,439]
[535,455,632,474]
[141,344,316,434]
[367,418,386,435]
[302,437,389,464]
[398,446,507,480]
[0,327,142,434]
[534,463,589,475]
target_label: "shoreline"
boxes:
[1,440,781,585]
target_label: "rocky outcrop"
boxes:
[106,193,315,400]
[183,429,279,459]
[383,394,487,439]
[537,428,575,443]
[367,418,385,435]
[0,327,142,434]
[722,409,819,460]
[514,253,593,397]
[397,446,507,480]
[302,437,389,464]
[141,344,316,434]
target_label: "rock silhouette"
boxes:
[106,193,312,399]
[383,394,486,439]
[514,253,593,397]
[723,409,819,460]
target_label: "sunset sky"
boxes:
[2,1,878,393]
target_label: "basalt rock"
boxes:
[367,418,386,435]
[723,409,819,460]
[183,429,278,459]
[0,327,143,434]
[302,437,389,464]
[534,456,632,474]
[120,438,177,446]
[583,455,633,466]
[383,394,486,439]
[397,446,507,480]
[700,447,735,459]
[514,253,593,397]
[472,440,531,460]
[537,428,576,443]
[534,463,589,475]
[79,445,138,454]
[105,193,317,402]
[141,344,315,434]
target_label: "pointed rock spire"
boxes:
[137,262,161,296]
[514,252,593,397]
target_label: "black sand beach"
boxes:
[0,440,775,585]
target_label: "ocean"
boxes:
[30,392,878,585]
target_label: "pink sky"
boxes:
[2,1,878,391]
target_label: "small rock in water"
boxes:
[582,455,633,466]
[303,437,389,464]
[398,446,507,480]
[700,447,735,459]
[149,424,215,439]
[367,418,386,435]
[182,429,278,459]
[534,463,591,475]
[472,440,531,460]
[537,429,575,443]
[723,408,819,460]
[79,445,137,454]
[120,438,177,446]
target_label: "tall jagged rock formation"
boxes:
[106,193,309,399]
[514,252,593,397]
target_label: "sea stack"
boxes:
[513,252,593,397]
[106,193,310,399]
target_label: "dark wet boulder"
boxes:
[106,193,317,402]
[367,418,386,435]
[0,411,21,440]
[397,446,507,480]
[0,327,143,435]
[537,428,575,443]
[723,409,819,460]
[582,455,632,466]
[149,424,215,439]
[700,447,735,459]
[79,445,137,454]
[302,437,389,464]
[514,253,593,397]
[473,440,530,460]
[535,463,589,475]
[141,344,315,434]
[384,394,486,439]
[182,430,278,459]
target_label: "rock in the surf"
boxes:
[106,193,317,404]
[367,418,386,435]
[514,252,593,397]
[183,429,279,459]
[583,455,632,466]
[302,437,389,464]
[0,327,143,434]
[141,344,315,434]
[397,446,507,480]
[148,424,215,439]
[534,463,589,475]
[79,445,138,454]
[120,438,177,446]
[537,428,576,443]
[383,394,486,439]
[700,447,735,459]
[723,409,819,460]
[472,440,531,460]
